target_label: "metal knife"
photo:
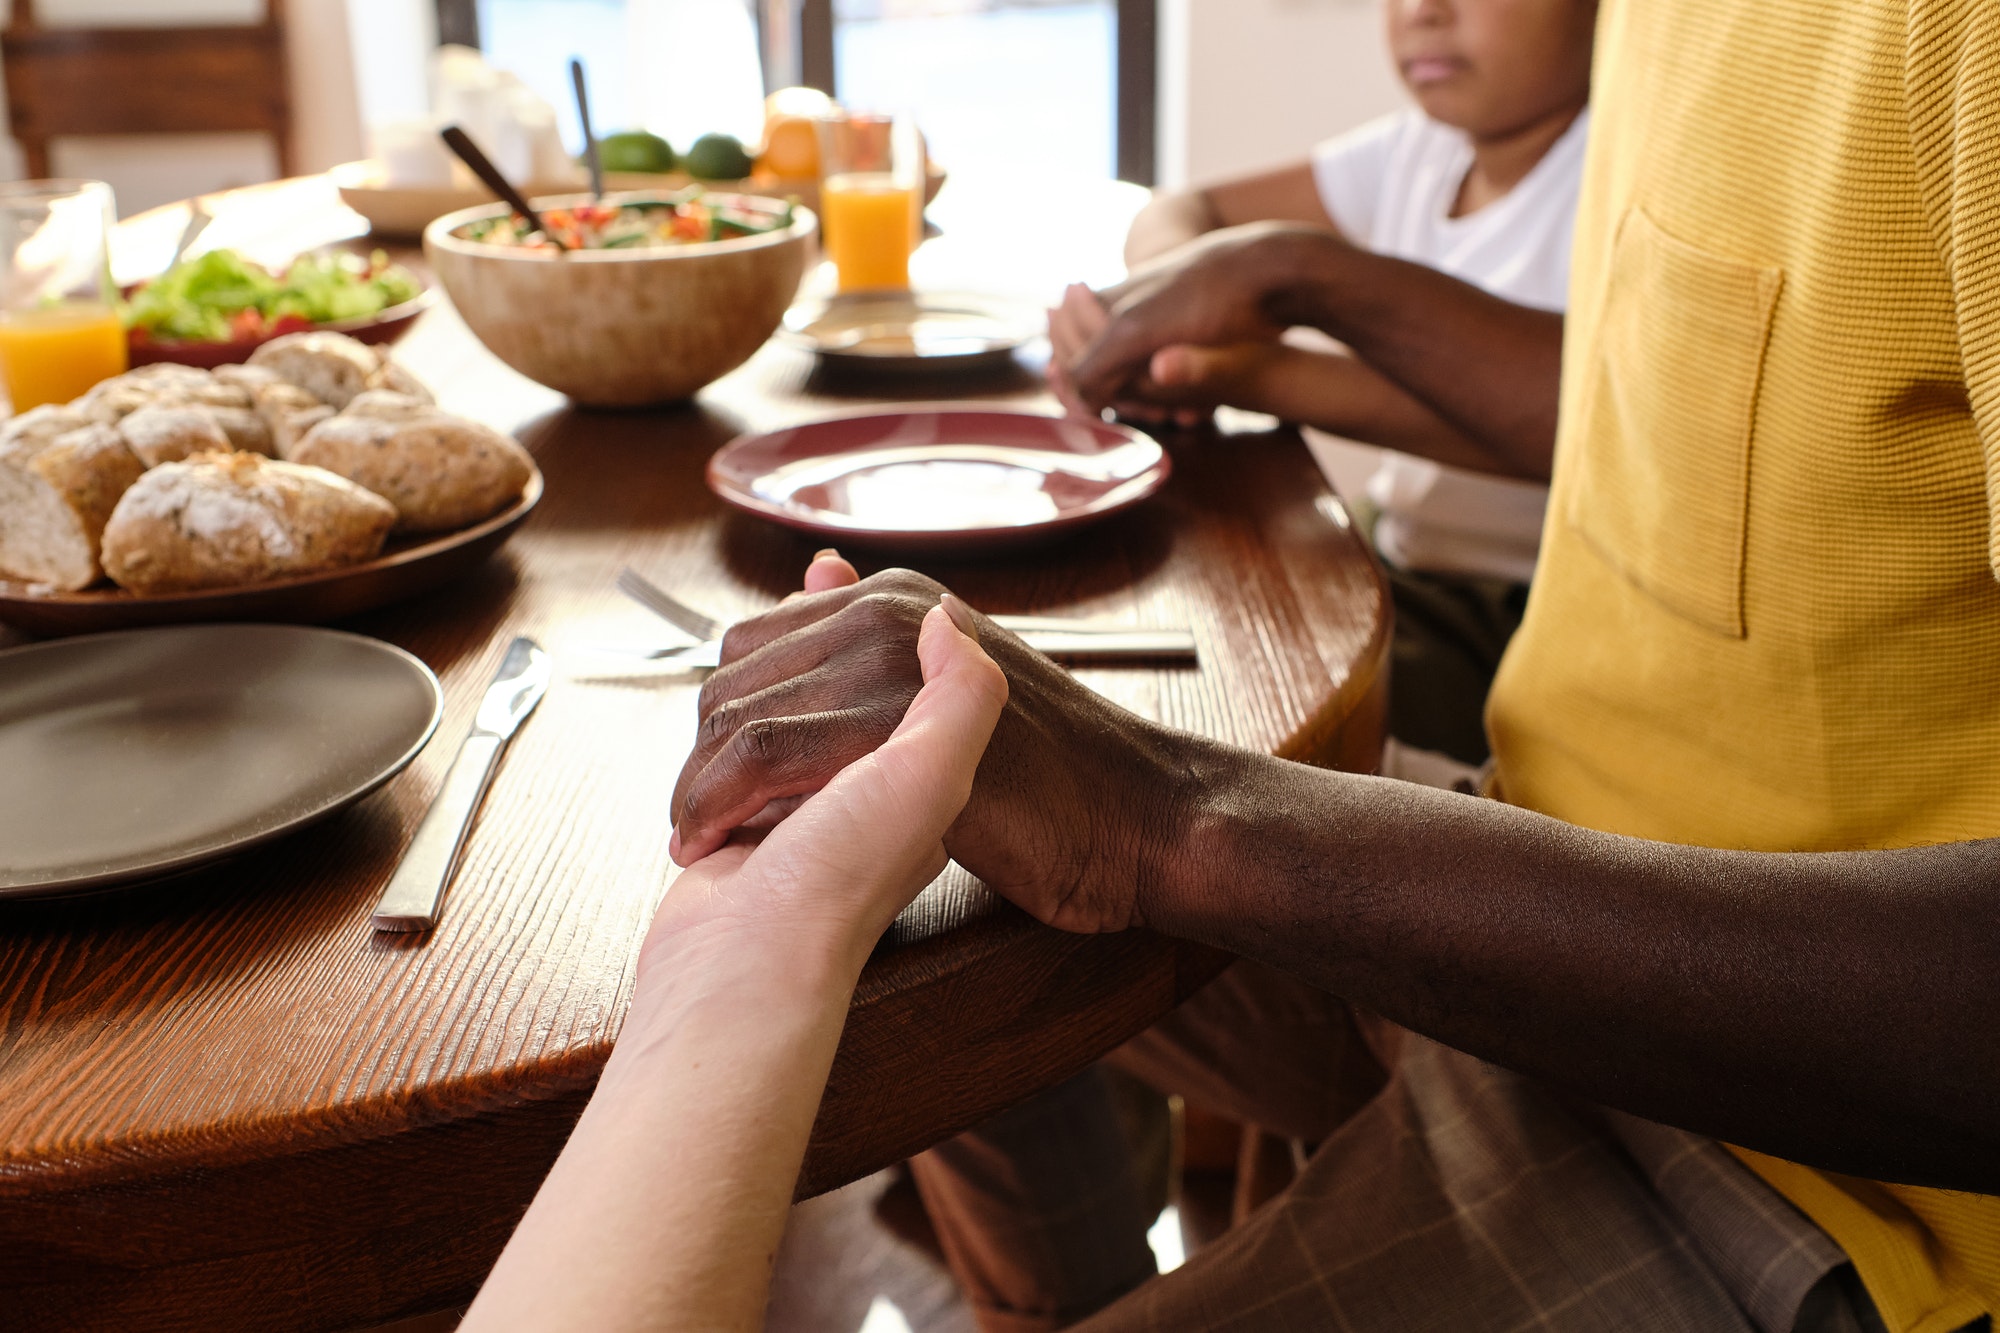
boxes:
[372,638,551,934]
[599,626,1199,668]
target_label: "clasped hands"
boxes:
[1045,220,1349,428]
[667,554,1203,944]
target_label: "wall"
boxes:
[1158,0,1406,190]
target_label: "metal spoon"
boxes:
[570,58,604,202]
[439,124,568,251]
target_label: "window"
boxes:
[830,0,1115,184]
[789,0,1154,184]
[437,0,1153,183]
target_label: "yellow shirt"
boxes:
[1485,0,2000,1328]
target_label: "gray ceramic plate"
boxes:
[781,291,1043,370]
[0,625,441,899]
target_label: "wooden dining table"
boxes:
[0,175,1389,1331]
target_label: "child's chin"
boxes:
[1409,83,1482,130]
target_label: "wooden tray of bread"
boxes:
[0,332,541,638]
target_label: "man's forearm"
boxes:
[1252,229,1565,480]
[1145,737,2000,1192]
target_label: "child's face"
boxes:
[1386,0,1597,138]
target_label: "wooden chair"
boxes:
[1,0,293,181]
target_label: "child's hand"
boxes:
[1049,283,1235,427]
[1047,283,1109,417]
[1142,342,1286,414]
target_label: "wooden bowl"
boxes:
[335,158,942,239]
[600,161,948,221]
[424,192,817,408]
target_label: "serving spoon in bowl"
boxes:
[439,124,568,251]
[570,58,605,202]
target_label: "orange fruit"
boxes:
[759,114,822,179]
[765,86,835,121]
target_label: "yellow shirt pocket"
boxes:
[1566,207,1783,639]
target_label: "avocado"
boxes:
[597,130,677,174]
[682,133,755,182]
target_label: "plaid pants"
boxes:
[911,961,1894,1333]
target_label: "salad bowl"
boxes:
[424,191,817,408]
[124,248,434,369]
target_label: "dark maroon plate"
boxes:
[707,407,1169,552]
[124,287,436,370]
[0,466,540,637]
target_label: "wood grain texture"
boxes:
[2,1,294,179]
[0,181,1388,1330]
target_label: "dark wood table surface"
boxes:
[0,177,1389,1331]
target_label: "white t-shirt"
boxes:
[1304,108,1590,584]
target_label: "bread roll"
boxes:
[118,404,233,467]
[248,331,380,409]
[213,363,283,395]
[79,378,164,424]
[367,358,434,405]
[290,408,532,533]
[256,380,335,457]
[0,403,94,458]
[100,451,396,594]
[208,405,275,456]
[0,424,146,590]
[78,364,247,426]
[343,390,434,422]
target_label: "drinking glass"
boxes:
[817,112,923,293]
[0,179,126,412]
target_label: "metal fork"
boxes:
[616,567,1192,643]
[617,568,726,642]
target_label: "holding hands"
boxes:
[670,558,1204,938]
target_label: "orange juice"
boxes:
[822,172,919,292]
[0,303,127,411]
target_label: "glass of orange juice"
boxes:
[0,179,126,412]
[817,112,923,293]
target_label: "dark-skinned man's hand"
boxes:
[669,558,1196,935]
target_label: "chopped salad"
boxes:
[457,193,796,252]
[125,248,424,345]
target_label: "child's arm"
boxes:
[1147,342,1536,480]
[1124,163,1336,266]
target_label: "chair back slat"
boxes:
[1,0,293,180]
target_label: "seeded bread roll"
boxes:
[247,331,380,409]
[118,404,233,467]
[0,424,146,590]
[289,407,532,533]
[100,451,396,594]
